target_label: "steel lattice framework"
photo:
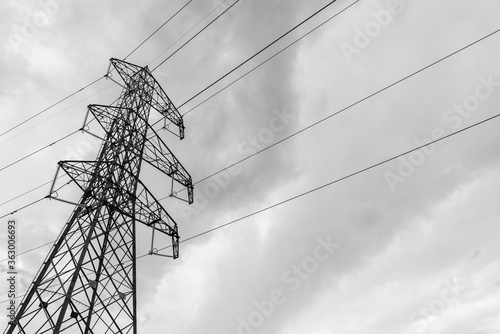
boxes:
[6,58,193,334]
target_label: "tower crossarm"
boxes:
[142,128,193,203]
[147,81,183,138]
[57,160,179,250]
[87,104,129,135]
[88,103,193,203]
[108,58,184,139]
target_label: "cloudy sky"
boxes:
[1,0,500,333]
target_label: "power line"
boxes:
[3,24,498,256]
[148,0,234,66]
[0,3,232,208]
[0,0,244,272]
[159,22,500,199]
[0,130,80,174]
[2,0,342,204]
[141,114,500,255]
[181,0,358,116]
[151,0,241,72]
[0,197,46,221]
[1,8,498,315]
[0,116,95,208]
[151,0,358,129]
[0,104,115,176]
[1,0,242,180]
[0,0,211,231]
[0,294,25,306]
[0,178,57,208]
[176,0,344,109]
[0,84,114,147]
[0,174,69,209]
[0,241,54,264]
[0,77,105,140]
[0,1,189,142]
[0,1,236,171]
[123,0,193,61]
[4,24,498,265]
[0,119,102,211]
[0,177,72,220]
[5,110,499,295]
[0,1,242,175]
[149,112,500,256]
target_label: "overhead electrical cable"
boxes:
[0,241,54,263]
[0,77,105,140]
[0,107,108,178]
[0,0,246,267]
[0,1,236,169]
[176,0,345,109]
[151,0,358,129]
[159,26,500,199]
[4,111,500,277]
[0,0,241,173]
[0,177,73,221]
[151,0,241,72]
[181,0,358,116]
[0,197,46,221]
[3,23,498,226]
[0,130,80,174]
[0,83,114,147]
[0,1,191,141]
[148,112,500,256]
[148,0,233,66]
[0,176,63,208]
[123,0,193,61]
[4,25,499,262]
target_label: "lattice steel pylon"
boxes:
[5,58,194,334]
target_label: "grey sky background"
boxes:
[1,0,500,333]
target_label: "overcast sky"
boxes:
[1,0,500,333]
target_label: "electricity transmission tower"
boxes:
[5,58,194,334]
